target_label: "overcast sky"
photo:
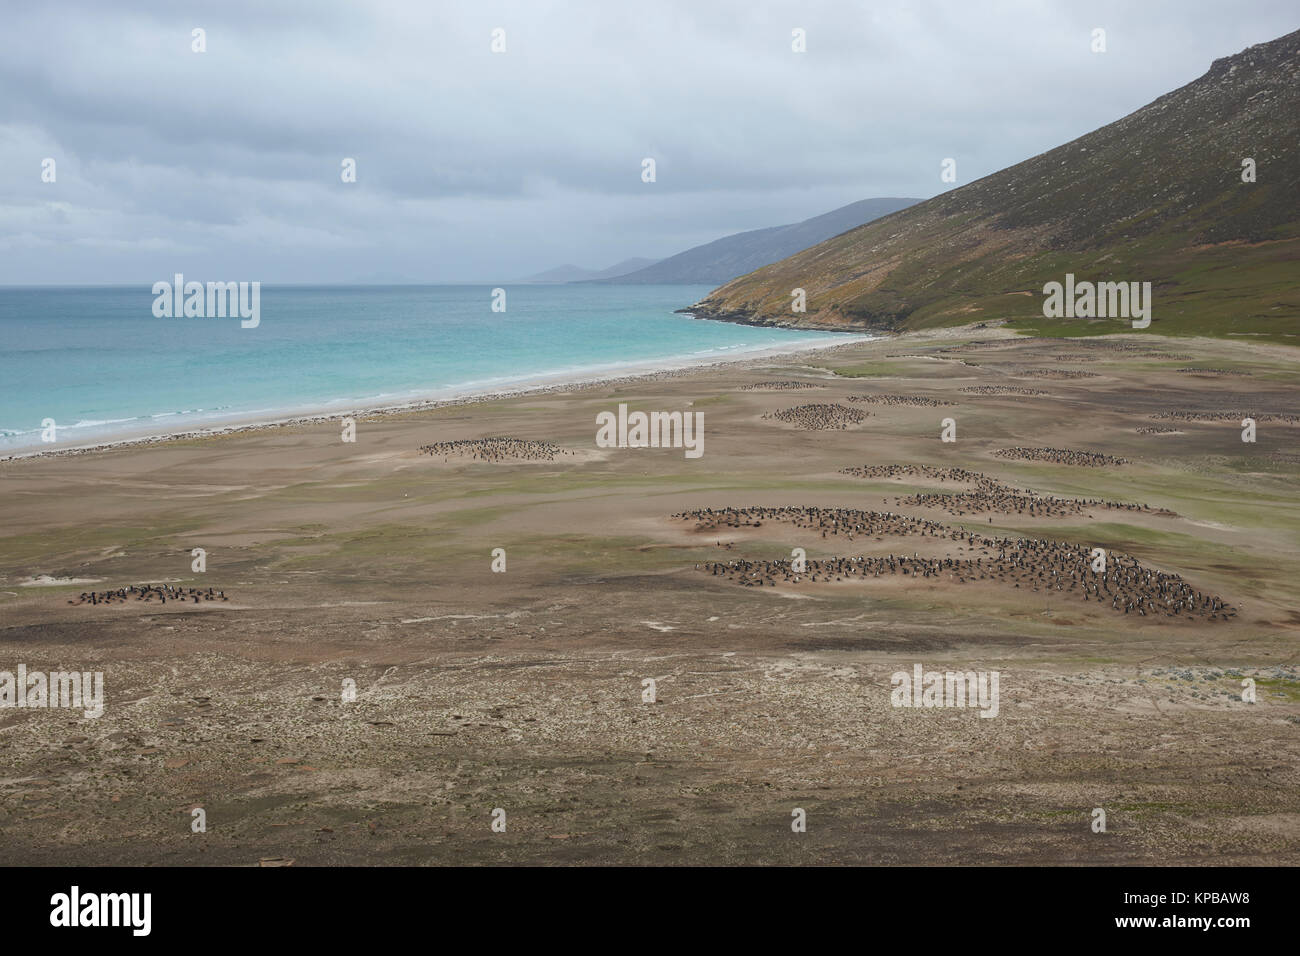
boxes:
[1,0,1295,284]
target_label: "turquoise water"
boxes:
[0,284,861,453]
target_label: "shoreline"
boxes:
[1,334,880,462]
[677,302,885,333]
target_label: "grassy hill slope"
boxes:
[688,30,1300,345]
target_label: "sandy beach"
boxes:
[1,335,872,462]
[1,326,1297,865]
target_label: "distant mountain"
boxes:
[689,30,1300,344]
[589,257,660,280]
[593,198,921,285]
[520,257,659,283]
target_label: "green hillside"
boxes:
[688,29,1300,345]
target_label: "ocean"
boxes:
[0,284,863,454]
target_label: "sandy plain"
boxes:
[1,327,1297,865]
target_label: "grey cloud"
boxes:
[1,0,1296,282]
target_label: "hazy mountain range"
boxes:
[522,197,919,286]
[518,258,661,283]
[588,197,920,285]
[689,29,1300,345]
